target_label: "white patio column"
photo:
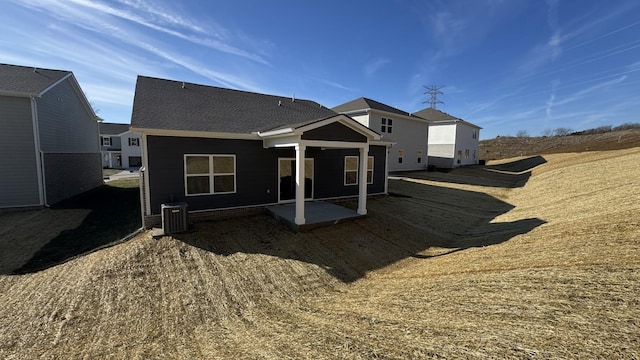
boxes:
[357,146,368,215]
[295,143,306,225]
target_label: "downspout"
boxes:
[30,96,49,207]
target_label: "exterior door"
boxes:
[278,158,313,202]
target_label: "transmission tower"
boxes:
[423,85,445,109]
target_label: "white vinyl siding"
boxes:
[0,96,41,207]
[36,78,99,153]
[185,154,236,196]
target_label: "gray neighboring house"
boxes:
[0,63,102,209]
[131,76,391,227]
[333,97,429,172]
[99,122,142,169]
[414,108,482,168]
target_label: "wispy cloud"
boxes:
[429,11,469,56]
[363,58,390,78]
[12,0,270,66]
[315,78,357,92]
[553,75,627,107]
[545,79,560,119]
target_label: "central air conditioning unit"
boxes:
[161,202,188,234]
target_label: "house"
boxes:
[332,97,429,172]
[0,63,102,209]
[130,76,391,228]
[99,122,142,169]
[414,107,481,168]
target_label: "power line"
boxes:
[423,85,445,109]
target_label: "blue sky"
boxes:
[1,0,639,139]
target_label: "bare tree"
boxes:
[541,128,554,137]
[516,130,529,138]
[554,127,574,136]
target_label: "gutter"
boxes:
[30,96,50,207]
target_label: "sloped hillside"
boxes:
[0,148,638,358]
[480,128,640,160]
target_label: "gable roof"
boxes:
[332,97,423,120]
[130,76,339,134]
[414,107,482,129]
[0,63,71,96]
[99,122,130,135]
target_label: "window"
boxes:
[381,117,393,133]
[398,149,404,164]
[344,156,358,185]
[465,149,470,159]
[344,156,374,185]
[185,155,236,195]
[129,156,142,167]
[101,136,111,146]
[128,138,140,146]
[417,150,423,163]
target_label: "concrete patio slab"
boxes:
[266,201,364,232]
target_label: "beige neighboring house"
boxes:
[0,63,102,209]
[414,108,481,168]
[99,122,142,169]
[333,97,429,172]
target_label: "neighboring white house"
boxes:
[333,97,429,172]
[0,63,102,208]
[99,122,142,169]
[414,108,481,168]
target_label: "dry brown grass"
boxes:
[0,148,638,359]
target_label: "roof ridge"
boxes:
[137,75,318,104]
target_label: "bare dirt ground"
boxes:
[1,148,638,359]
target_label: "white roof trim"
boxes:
[257,114,380,140]
[430,119,482,129]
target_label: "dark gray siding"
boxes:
[0,96,41,207]
[43,153,103,205]
[147,136,280,214]
[308,145,386,199]
[146,136,387,215]
[301,122,367,142]
[37,78,99,153]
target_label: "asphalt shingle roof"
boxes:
[0,63,70,95]
[413,107,460,121]
[332,97,423,119]
[414,107,482,129]
[130,76,338,134]
[99,122,130,135]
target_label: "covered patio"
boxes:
[266,201,364,232]
[258,114,382,230]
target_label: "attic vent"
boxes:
[278,100,282,106]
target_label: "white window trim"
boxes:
[344,155,374,186]
[128,137,140,146]
[101,136,111,146]
[381,117,393,134]
[184,154,236,196]
[366,156,374,185]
